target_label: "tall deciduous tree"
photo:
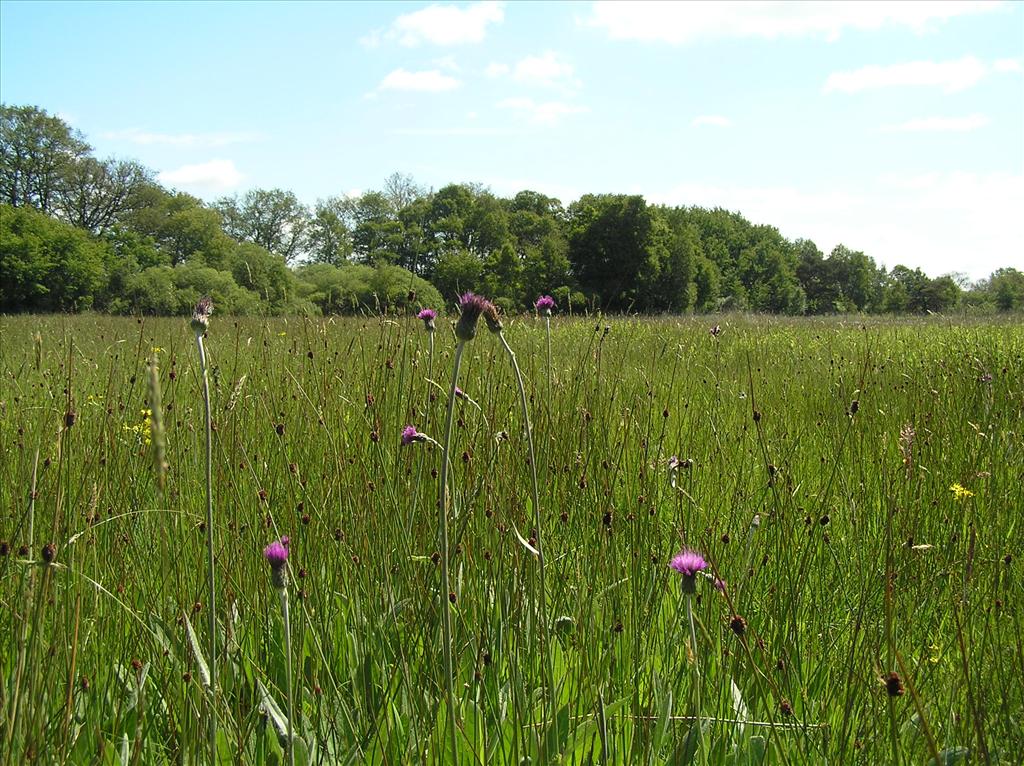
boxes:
[568,194,660,310]
[307,196,355,265]
[56,157,151,234]
[215,188,310,264]
[0,105,91,213]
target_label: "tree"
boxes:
[988,268,1024,311]
[0,104,91,212]
[56,157,151,234]
[1,203,110,312]
[216,188,310,264]
[229,242,298,310]
[128,185,232,266]
[509,190,570,299]
[432,248,483,299]
[567,194,660,310]
[382,171,424,213]
[307,196,355,265]
[795,239,830,313]
[350,191,405,265]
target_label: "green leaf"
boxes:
[650,689,673,761]
[669,722,704,766]
[183,611,211,691]
[928,748,971,766]
[257,678,291,745]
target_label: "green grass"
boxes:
[1,312,1021,765]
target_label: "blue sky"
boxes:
[2,1,1022,279]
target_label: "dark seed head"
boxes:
[729,615,747,636]
[885,671,904,697]
[41,543,57,564]
[780,698,793,716]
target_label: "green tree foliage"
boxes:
[0,104,91,212]
[127,185,233,267]
[988,268,1024,311]
[296,262,441,314]
[215,188,310,264]
[567,194,661,310]
[56,157,152,234]
[351,191,405,265]
[307,196,355,266]
[1,204,110,311]
[4,103,1018,318]
[229,243,299,310]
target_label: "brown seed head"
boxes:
[885,671,904,697]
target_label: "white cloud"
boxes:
[881,114,991,132]
[157,159,243,192]
[824,56,989,93]
[587,1,1007,44]
[691,115,732,127]
[432,55,461,72]
[513,52,576,87]
[102,128,262,147]
[391,126,520,137]
[484,62,510,77]
[368,1,504,47]
[496,97,588,125]
[648,172,1024,279]
[379,68,461,92]
[993,57,1022,73]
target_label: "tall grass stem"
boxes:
[438,340,466,764]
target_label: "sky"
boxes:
[1,0,1022,279]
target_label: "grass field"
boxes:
[1,311,1021,765]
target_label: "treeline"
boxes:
[3,104,1023,316]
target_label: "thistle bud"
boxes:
[190,296,214,336]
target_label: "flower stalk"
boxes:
[191,297,218,764]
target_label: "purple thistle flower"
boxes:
[455,292,494,342]
[417,308,437,331]
[455,386,467,400]
[670,549,707,577]
[264,538,289,589]
[535,295,556,314]
[713,577,727,593]
[401,425,422,446]
[264,539,288,567]
[670,549,707,594]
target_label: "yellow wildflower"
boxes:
[949,483,974,500]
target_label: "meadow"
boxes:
[0,309,1020,765]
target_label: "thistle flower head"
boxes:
[417,308,437,331]
[670,548,707,594]
[401,425,427,446]
[190,296,214,335]
[535,295,556,315]
[263,537,289,589]
[483,302,503,334]
[455,292,493,341]
[710,324,722,338]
